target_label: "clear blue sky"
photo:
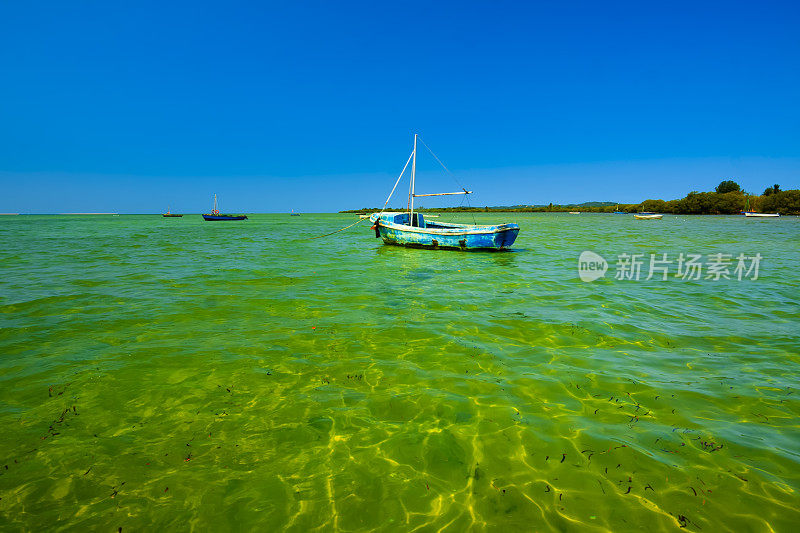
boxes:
[1,0,798,213]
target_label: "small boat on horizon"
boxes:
[202,194,247,221]
[569,211,580,214]
[290,209,301,216]
[163,206,182,217]
[368,135,519,251]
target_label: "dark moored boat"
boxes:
[202,194,247,221]
[203,214,247,220]
[163,206,182,217]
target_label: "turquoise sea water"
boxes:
[1,213,798,531]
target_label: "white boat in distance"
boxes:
[744,212,780,217]
[634,214,663,220]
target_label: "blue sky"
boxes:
[1,0,798,212]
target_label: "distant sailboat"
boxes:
[741,196,778,217]
[741,197,755,215]
[163,206,182,217]
[290,209,301,216]
[202,194,247,221]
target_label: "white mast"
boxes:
[409,134,417,226]
[213,194,218,213]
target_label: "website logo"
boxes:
[578,251,608,282]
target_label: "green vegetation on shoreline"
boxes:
[341,181,800,215]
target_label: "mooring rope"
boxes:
[303,217,368,240]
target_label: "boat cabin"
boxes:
[377,212,427,228]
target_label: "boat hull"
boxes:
[202,214,247,221]
[162,214,183,217]
[370,213,519,250]
[634,214,663,219]
[744,212,779,217]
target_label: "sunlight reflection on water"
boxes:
[0,213,798,530]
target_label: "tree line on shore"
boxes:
[341,181,800,215]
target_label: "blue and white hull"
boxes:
[370,212,519,251]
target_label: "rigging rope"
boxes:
[308,149,414,241]
[417,136,468,192]
[380,150,413,219]
[465,190,477,225]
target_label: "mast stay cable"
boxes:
[417,136,476,224]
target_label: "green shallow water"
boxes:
[1,213,799,531]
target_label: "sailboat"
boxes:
[202,194,247,221]
[290,209,301,216]
[368,135,519,250]
[162,206,182,217]
[741,196,779,217]
[744,212,779,217]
